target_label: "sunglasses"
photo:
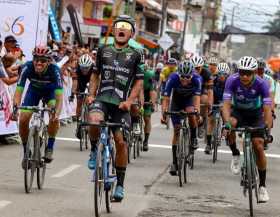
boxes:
[180,74,192,79]
[33,56,49,63]
[239,70,254,77]
[115,21,132,31]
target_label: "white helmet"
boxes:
[237,56,258,71]
[191,55,204,67]
[207,56,219,65]
[79,54,93,67]
[156,62,164,69]
[217,62,230,74]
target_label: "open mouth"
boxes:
[118,32,125,37]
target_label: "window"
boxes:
[145,17,159,35]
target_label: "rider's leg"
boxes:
[186,106,198,149]
[143,106,152,151]
[75,98,83,138]
[205,115,215,154]
[170,113,181,175]
[19,111,33,153]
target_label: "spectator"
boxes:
[0,35,18,57]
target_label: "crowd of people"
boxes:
[0,14,279,205]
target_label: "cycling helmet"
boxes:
[178,60,193,76]
[191,55,204,67]
[217,62,230,74]
[156,62,164,69]
[237,56,258,71]
[79,54,93,67]
[166,58,177,66]
[207,56,219,65]
[32,46,52,58]
[257,57,266,69]
[113,15,136,32]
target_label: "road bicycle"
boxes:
[76,92,89,151]
[19,105,53,193]
[165,111,197,187]
[81,120,127,217]
[210,104,223,163]
[230,126,267,217]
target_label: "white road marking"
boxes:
[0,200,12,209]
[56,137,280,159]
[152,123,161,128]
[51,164,81,178]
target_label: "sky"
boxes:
[221,0,280,32]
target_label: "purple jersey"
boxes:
[223,73,271,110]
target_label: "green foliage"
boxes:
[264,10,280,32]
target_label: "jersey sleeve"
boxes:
[223,75,235,101]
[260,80,272,105]
[16,63,29,92]
[52,65,63,95]
[135,49,144,80]
[163,75,175,97]
[193,75,202,95]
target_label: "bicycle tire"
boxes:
[80,127,86,151]
[24,127,36,194]
[176,141,183,187]
[132,135,137,159]
[85,130,89,150]
[127,133,132,164]
[137,136,141,157]
[212,127,218,163]
[189,153,194,170]
[94,144,104,217]
[245,146,254,217]
[253,164,259,203]
[37,126,48,190]
[166,116,170,130]
[183,128,189,184]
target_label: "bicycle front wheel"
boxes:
[183,129,189,184]
[94,144,104,217]
[212,127,218,163]
[24,127,36,194]
[37,126,48,190]
[80,127,87,151]
[245,146,254,217]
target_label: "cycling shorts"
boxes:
[170,98,193,126]
[88,101,131,132]
[231,108,264,138]
[22,86,56,111]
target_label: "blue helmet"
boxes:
[178,60,193,76]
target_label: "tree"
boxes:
[264,10,280,33]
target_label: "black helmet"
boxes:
[113,15,136,32]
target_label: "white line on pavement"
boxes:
[152,123,161,128]
[0,200,12,210]
[51,164,81,178]
[56,137,280,159]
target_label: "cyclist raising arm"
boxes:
[222,56,272,203]
[87,15,144,202]
[12,46,63,166]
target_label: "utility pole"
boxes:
[160,0,167,37]
[130,0,137,17]
[180,0,191,58]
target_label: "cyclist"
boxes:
[142,64,157,151]
[222,56,272,202]
[86,15,144,202]
[159,58,177,123]
[162,60,201,175]
[12,46,63,166]
[191,55,213,138]
[204,62,230,154]
[70,54,95,138]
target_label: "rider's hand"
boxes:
[272,110,276,120]
[119,100,132,111]
[69,93,75,102]
[85,96,95,105]
[222,122,231,137]
[10,105,19,121]
[50,111,59,122]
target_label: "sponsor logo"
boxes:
[103,64,130,74]
[100,86,114,92]
[126,52,133,61]
[104,70,110,80]
[103,51,112,58]
[115,88,124,98]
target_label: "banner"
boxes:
[49,5,62,42]
[0,0,49,60]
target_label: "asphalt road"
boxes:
[0,111,280,217]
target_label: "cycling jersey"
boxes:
[160,66,177,82]
[17,61,63,93]
[164,72,202,98]
[73,65,94,93]
[143,69,156,116]
[263,74,276,94]
[213,76,226,104]
[223,73,271,110]
[198,67,212,94]
[94,45,144,105]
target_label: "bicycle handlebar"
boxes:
[164,111,198,117]
[18,106,54,113]
[230,126,266,133]
[80,121,128,129]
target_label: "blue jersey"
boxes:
[164,72,202,99]
[223,73,271,110]
[17,61,63,92]
[213,76,226,104]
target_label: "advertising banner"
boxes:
[0,0,49,60]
